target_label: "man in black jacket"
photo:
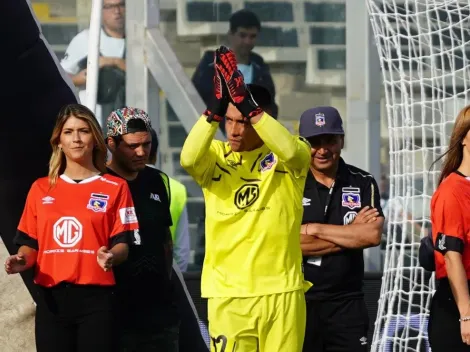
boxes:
[191,9,277,135]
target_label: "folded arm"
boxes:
[251,113,310,174]
[300,231,342,256]
[180,116,219,185]
[305,218,384,249]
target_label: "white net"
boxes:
[366,0,470,351]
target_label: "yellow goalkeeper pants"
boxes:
[208,289,306,352]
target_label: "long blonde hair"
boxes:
[431,105,470,185]
[49,104,107,186]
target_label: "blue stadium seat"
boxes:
[257,26,298,47]
[186,1,232,22]
[317,49,346,70]
[244,1,294,22]
[41,23,79,46]
[309,27,345,45]
[304,2,346,22]
[380,314,430,352]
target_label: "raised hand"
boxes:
[97,246,114,272]
[215,46,263,119]
[204,50,229,123]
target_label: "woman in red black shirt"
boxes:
[428,105,470,351]
[4,104,138,352]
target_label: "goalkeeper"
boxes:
[181,46,311,352]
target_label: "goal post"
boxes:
[366,1,470,351]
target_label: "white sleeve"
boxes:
[60,30,89,75]
[174,206,190,272]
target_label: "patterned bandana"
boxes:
[106,107,152,138]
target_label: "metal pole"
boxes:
[85,0,103,122]
[344,0,382,271]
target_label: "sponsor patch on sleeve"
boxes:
[119,207,138,225]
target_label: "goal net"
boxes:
[366,1,470,351]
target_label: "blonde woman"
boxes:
[4,104,138,352]
[428,105,470,351]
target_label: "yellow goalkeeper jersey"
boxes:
[181,113,311,298]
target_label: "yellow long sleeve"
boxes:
[180,116,219,186]
[252,113,311,174]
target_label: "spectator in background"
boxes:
[427,105,470,351]
[192,9,278,135]
[61,0,126,125]
[149,128,191,272]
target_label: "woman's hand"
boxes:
[4,253,27,274]
[97,246,114,272]
[461,319,470,345]
[461,305,470,345]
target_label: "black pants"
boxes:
[303,298,369,352]
[428,279,470,352]
[119,324,180,352]
[35,283,116,352]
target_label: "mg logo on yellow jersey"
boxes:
[234,184,260,209]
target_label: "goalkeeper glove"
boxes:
[204,51,229,123]
[215,46,263,119]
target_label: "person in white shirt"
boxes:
[60,0,126,124]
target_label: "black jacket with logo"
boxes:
[302,158,383,301]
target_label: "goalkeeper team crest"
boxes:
[341,187,361,209]
[315,112,326,127]
[260,152,277,172]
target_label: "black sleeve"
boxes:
[361,177,384,217]
[256,62,278,118]
[13,230,38,250]
[191,51,214,106]
[434,232,464,255]
[109,230,132,248]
